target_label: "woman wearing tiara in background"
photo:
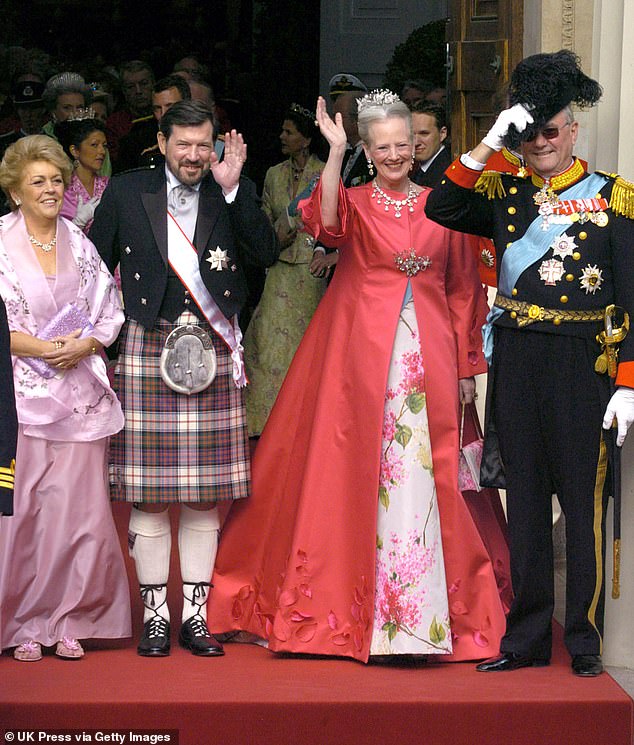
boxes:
[56,116,109,234]
[0,135,130,661]
[243,103,325,437]
[207,91,509,663]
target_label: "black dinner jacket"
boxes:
[89,166,279,327]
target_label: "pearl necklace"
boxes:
[371,180,418,218]
[29,233,57,253]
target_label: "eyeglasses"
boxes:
[526,121,571,142]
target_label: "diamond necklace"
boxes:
[371,180,418,218]
[29,233,57,253]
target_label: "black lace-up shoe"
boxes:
[179,616,224,656]
[137,617,171,657]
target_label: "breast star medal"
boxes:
[579,264,604,294]
[206,246,229,271]
[551,233,578,260]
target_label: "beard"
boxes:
[168,157,210,186]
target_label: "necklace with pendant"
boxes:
[372,180,418,218]
[29,233,57,252]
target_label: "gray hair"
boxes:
[357,98,412,145]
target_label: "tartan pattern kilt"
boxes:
[109,311,250,503]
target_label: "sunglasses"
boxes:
[525,121,571,142]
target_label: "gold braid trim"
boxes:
[609,175,634,220]
[0,459,15,490]
[475,171,506,200]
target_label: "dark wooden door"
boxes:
[446,0,524,155]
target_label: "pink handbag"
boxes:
[458,402,484,492]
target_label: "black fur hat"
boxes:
[504,49,602,149]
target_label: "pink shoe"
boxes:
[14,640,42,662]
[55,636,84,659]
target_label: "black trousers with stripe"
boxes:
[492,326,611,659]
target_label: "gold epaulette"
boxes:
[474,171,506,200]
[140,143,159,157]
[0,459,15,491]
[605,173,634,220]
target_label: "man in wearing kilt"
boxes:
[426,50,634,677]
[90,100,279,657]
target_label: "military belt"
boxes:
[494,294,605,328]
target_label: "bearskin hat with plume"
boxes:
[504,49,602,150]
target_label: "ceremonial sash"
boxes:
[482,172,609,362]
[167,212,246,387]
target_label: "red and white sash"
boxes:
[167,211,246,387]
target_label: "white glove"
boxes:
[72,195,101,229]
[603,387,634,446]
[482,104,534,152]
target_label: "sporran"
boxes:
[159,324,217,395]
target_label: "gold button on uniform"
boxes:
[509,186,518,195]
[566,274,574,282]
[508,206,516,214]
[579,232,587,240]
[508,225,516,233]
[512,288,518,296]
[560,295,568,303]
[510,311,517,319]
[573,252,581,260]
[553,318,562,326]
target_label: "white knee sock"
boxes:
[178,505,220,623]
[129,507,171,623]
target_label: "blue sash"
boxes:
[482,172,609,362]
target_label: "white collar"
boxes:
[418,144,446,172]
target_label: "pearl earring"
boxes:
[367,157,374,176]
[14,197,21,206]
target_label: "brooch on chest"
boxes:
[394,248,431,277]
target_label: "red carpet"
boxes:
[1,503,632,745]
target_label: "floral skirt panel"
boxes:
[370,298,452,656]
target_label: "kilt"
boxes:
[109,311,250,503]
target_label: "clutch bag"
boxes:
[24,303,94,379]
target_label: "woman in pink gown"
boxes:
[0,135,130,661]
[207,92,509,663]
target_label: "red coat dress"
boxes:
[208,181,508,662]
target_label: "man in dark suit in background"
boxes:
[90,100,278,659]
[410,102,451,189]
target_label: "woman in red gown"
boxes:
[207,92,509,663]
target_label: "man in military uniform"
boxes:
[90,100,278,658]
[426,50,634,677]
[0,296,16,517]
[116,75,191,172]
